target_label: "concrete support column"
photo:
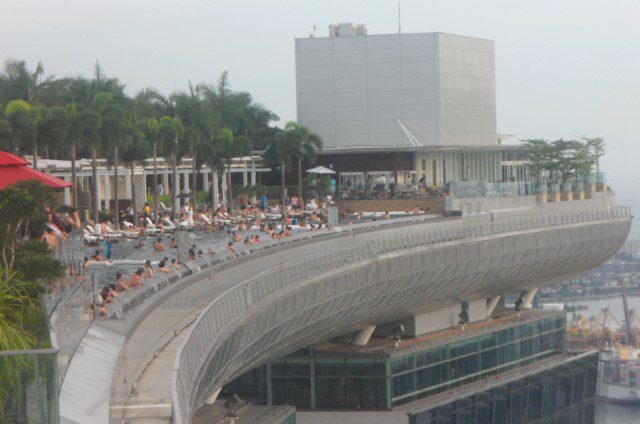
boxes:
[204,388,221,405]
[521,288,538,309]
[94,174,101,213]
[162,173,169,196]
[103,174,111,210]
[125,172,131,199]
[202,172,209,193]
[63,186,71,205]
[352,325,376,346]
[486,295,501,317]
[242,170,248,187]
[250,161,256,187]
[182,172,189,193]
[221,170,227,206]
[212,171,219,210]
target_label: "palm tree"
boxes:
[122,123,150,225]
[137,118,161,219]
[285,122,323,197]
[198,132,224,210]
[216,128,252,211]
[36,106,68,160]
[66,105,101,207]
[93,93,126,227]
[5,100,36,159]
[158,117,184,217]
[172,83,210,208]
[265,126,300,211]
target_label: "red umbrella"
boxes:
[0,152,72,189]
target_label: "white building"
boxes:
[295,28,524,188]
[296,31,496,149]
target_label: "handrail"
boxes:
[171,205,631,423]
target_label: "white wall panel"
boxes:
[368,90,401,106]
[298,79,334,94]
[333,63,367,78]
[333,49,366,65]
[367,76,401,91]
[334,78,367,93]
[367,62,401,77]
[296,32,497,148]
[366,48,401,63]
[335,106,368,121]
[366,34,401,49]
[298,65,333,80]
[401,89,437,105]
[334,91,367,107]
[367,105,402,120]
[335,120,369,135]
[332,36,367,50]
[298,50,334,66]
[298,93,334,108]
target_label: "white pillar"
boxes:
[242,169,248,187]
[202,172,209,193]
[103,174,111,211]
[250,160,256,186]
[182,171,189,193]
[125,172,131,199]
[212,171,219,210]
[221,170,227,206]
[352,325,376,346]
[64,186,71,205]
[521,288,538,309]
[486,295,501,317]
[163,172,169,196]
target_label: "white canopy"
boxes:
[306,166,335,175]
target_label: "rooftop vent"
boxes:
[329,23,367,37]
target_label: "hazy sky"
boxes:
[2,0,639,185]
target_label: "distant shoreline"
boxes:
[541,293,640,302]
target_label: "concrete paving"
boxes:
[121,326,191,423]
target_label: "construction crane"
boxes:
[619,275,638,346]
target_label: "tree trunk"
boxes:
[92,147,99,223]
[153,142,158,222]
[71,143,77,207]
[33,143,38,169]
[210,165,216,209]
[172,154,179,219]
[297,156,302,198]
[281,161,287,213]
[191,152,197,208]
[113,145,119,229]
[130,161,138,226]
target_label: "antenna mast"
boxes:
[398,4,401,34]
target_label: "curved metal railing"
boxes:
[172,206,631,423]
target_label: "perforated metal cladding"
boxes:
[172,208,631,423]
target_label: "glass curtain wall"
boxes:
[409,352,598,424]
[391,315,566,406]
[222,315,567,412]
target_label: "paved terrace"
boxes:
[54,198,631,424]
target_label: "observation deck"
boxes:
[53,193,631,424]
